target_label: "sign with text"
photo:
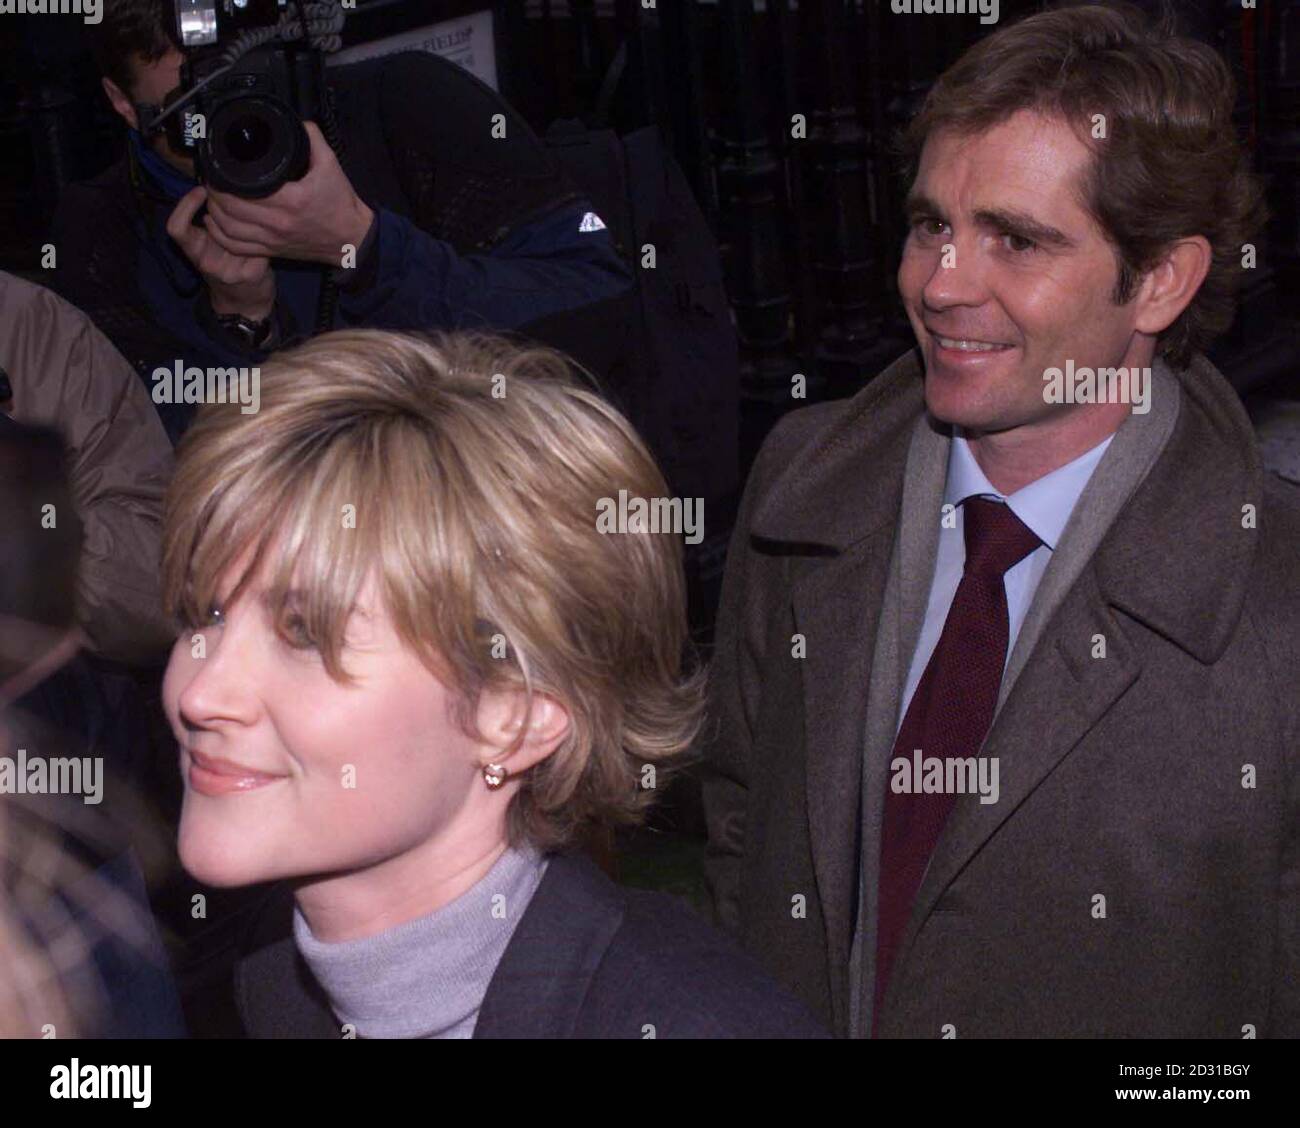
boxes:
[328,9,498,91]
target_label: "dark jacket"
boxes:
[235,852,828,1038]
[702,346,1300,1038]
[77,850,188,1038]
[49,51,632,444]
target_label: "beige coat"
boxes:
[1,271,175,665]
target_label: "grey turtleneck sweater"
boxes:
[293,845,549,1039]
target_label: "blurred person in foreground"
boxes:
[0,417,183,1038]
[1,270,174,669]
[159,329,825,1038]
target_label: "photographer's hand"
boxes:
[167,186,276,320]
[202,122,375,268]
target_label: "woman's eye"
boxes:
[280,614,317,651]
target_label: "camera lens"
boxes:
[224,113,274,164]
[206,94,309,198]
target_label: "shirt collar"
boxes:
[128,128,198,204]
[945,427,1115,551]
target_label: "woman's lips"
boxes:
[186,748,287,796]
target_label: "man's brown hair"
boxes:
[86,0,178,97]
[894,1,1268,369]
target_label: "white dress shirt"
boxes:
[895,429,1115,734]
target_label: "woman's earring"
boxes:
[483,762,508,790]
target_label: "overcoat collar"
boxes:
[751,347,1260,669]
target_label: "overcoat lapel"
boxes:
[792,527,895,1022]
[474,854,624,1038]
[883,571,1145,1016]
[750,349,928,1025]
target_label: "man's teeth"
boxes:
[935,336,1010,352]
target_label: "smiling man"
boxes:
[703,3,1300,1037]
[899,109,1182,493]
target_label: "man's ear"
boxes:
[1132,235,1212,337]
[102,76,138,130]
[476,688,572,777]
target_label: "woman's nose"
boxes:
[171,617,261,731]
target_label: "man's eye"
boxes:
[912,217,946,237]
[1001,232,1037,254]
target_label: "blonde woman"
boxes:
[159,329,823,1039]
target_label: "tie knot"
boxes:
[961,496,1041,578]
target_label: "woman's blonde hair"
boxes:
[161,329,705,851]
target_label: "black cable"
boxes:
[313,77,346,335]
[294,0,344,335]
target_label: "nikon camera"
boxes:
[162,0,327,198]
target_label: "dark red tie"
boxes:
[873,496,1041,1030]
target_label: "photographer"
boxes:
[52,0,633,444]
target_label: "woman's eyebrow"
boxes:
[263,588,374,621]
[258,588,301,616]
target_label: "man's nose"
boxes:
[921,236,988,309]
